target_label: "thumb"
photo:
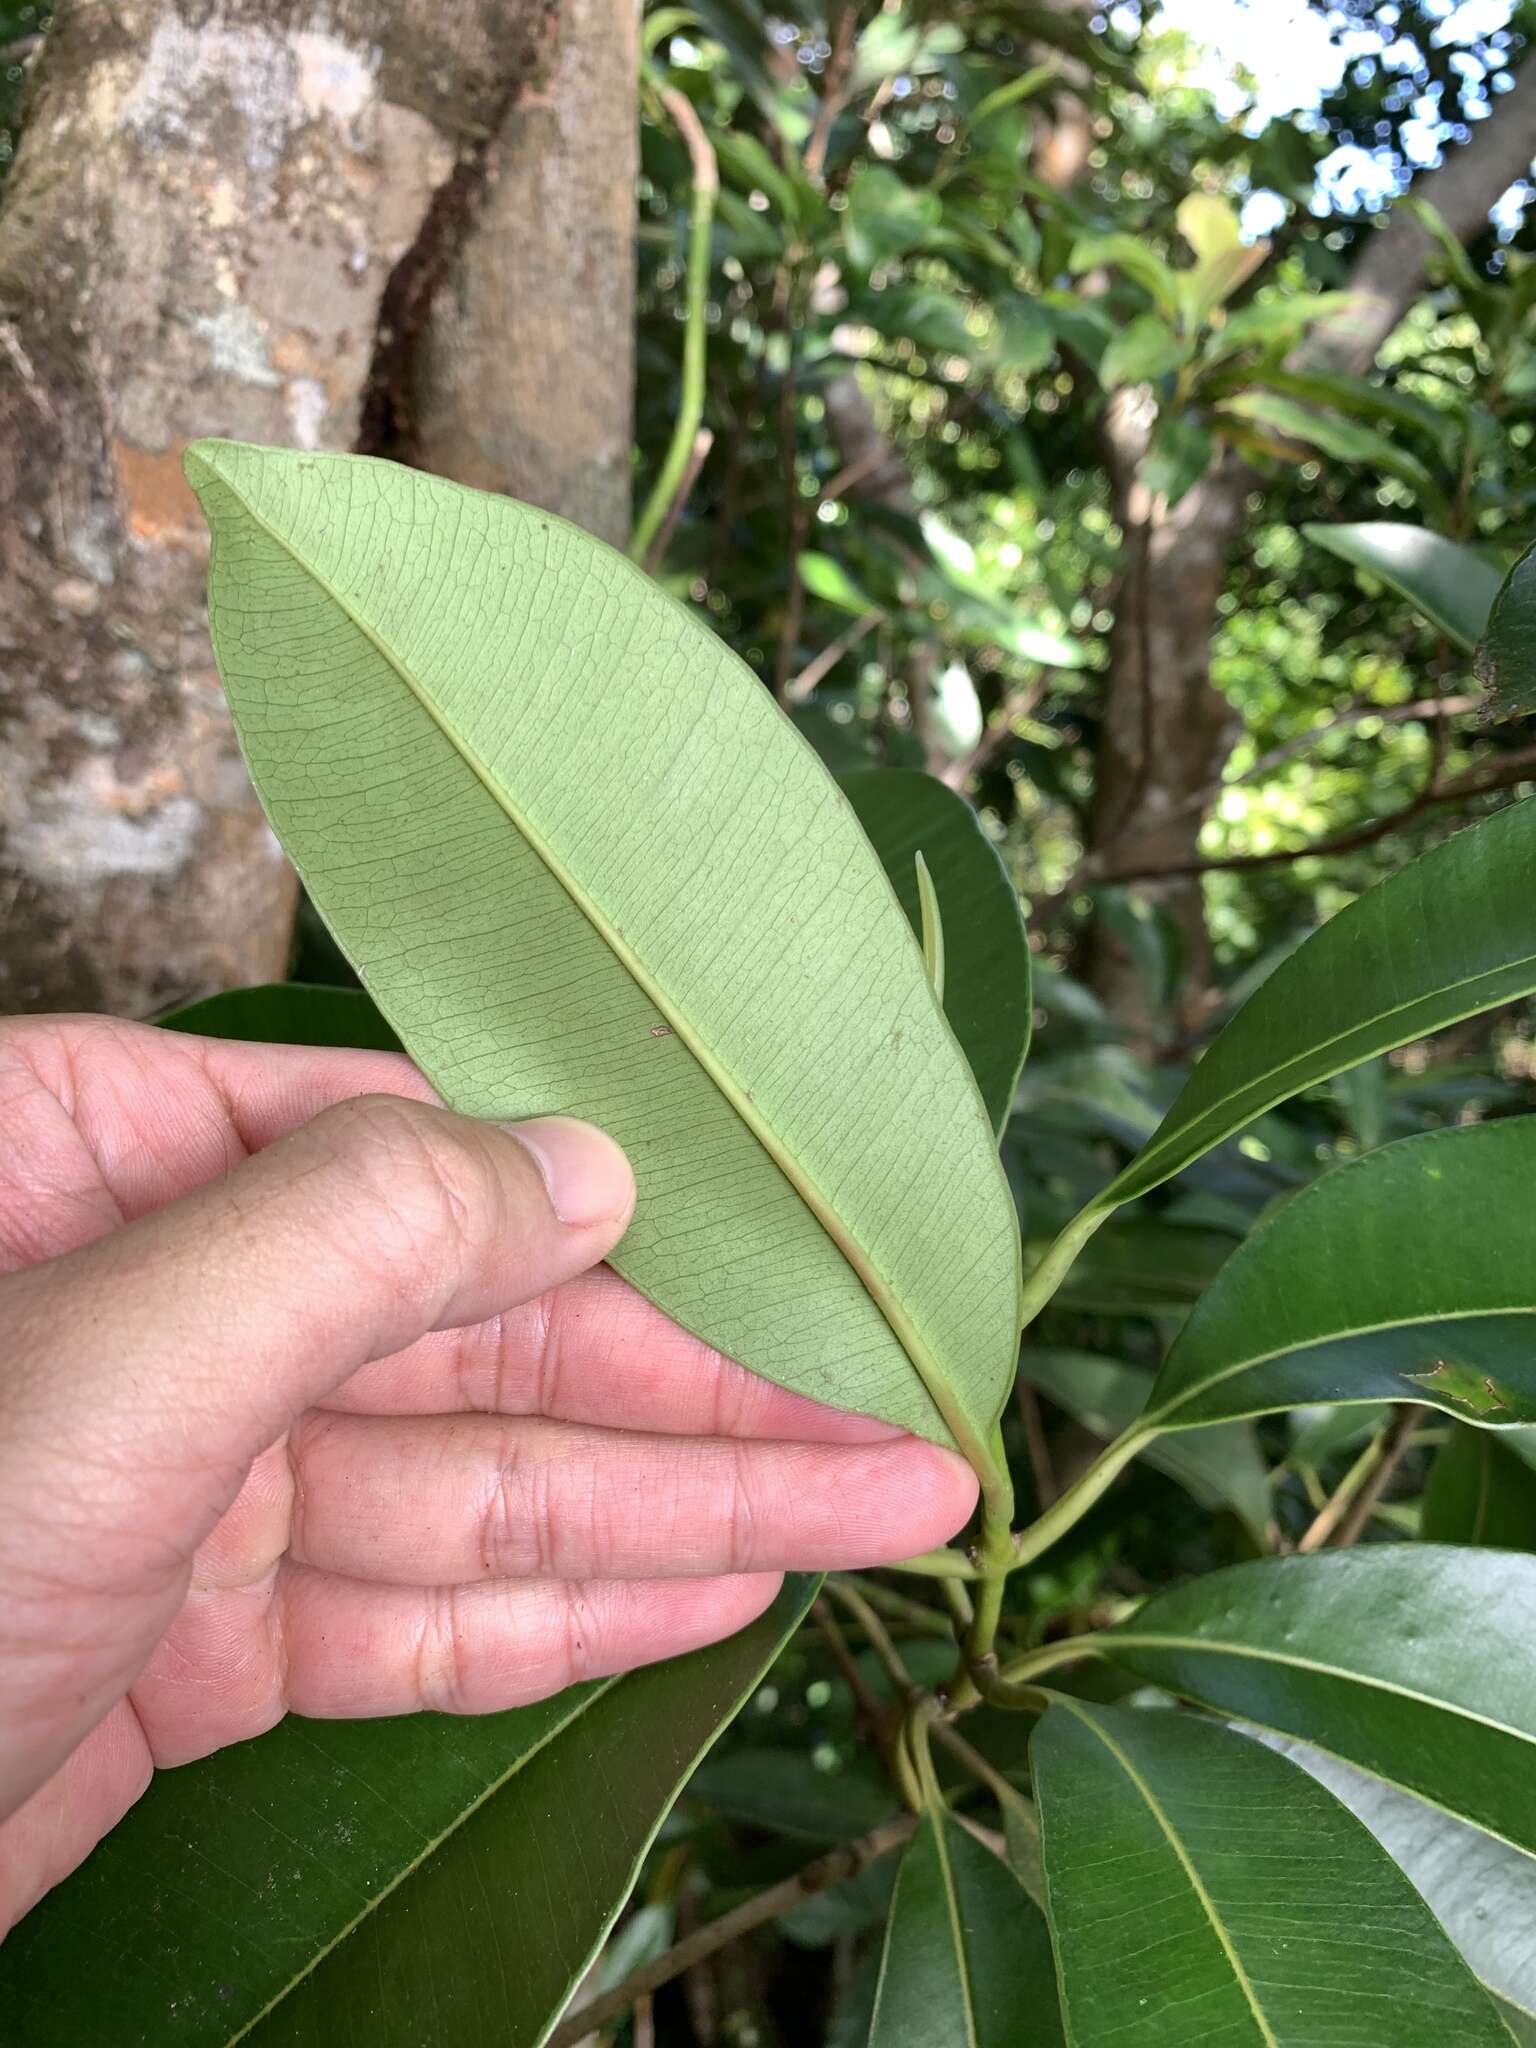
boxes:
[0,1095,635,1546]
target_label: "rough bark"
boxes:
[402,0,638,548]
[1086,71,1536,1048]
[0,0,544,1016]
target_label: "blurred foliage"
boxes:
[633,0,1536,988]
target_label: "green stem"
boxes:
[1017,1197,1111,1331]
[886,1545,981,1581]
[968,1631,1105,1711]
[1009,1427,1150,1571]
[630,87,718,569]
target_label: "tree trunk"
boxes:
[1085,71,1536,1046]
[400,0,639,548]
[0,0,545,1017]
[1087,395,1248,1050]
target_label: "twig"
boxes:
[837,1577,954,1637]
[785,608,883,703]
[545,1817,918,2048]
[1084,746,1536,889]
[943,677,1051,790]
[1015,1383,1058,1510]
[642,427,713,577]
[813,1596,884,1735]
[822,1576,919,1700]
[1333,1403,1428,1549]
[1295,1432,1383,1553]
[803,4,858,183]
[1295,1404,1427,1552]
[1081,692,1485,875]
[631,88,718,569]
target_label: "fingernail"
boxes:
[505,1115,635,1229]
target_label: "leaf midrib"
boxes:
[227,1681,613,2045]
[210,458,982,1464]
[1105,1630,1536,1791]
[1150,1304,1536,1429]
[1114,952,1536,1200]
[931,1814,981,2048]
[1053,1702,1277,2047]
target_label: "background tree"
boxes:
[0,0,636,1016]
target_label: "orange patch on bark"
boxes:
[114,438,202,543]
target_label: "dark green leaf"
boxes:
[687,1745,898,1842]
[1034,1699,1509,2045]
[1303,522,1501,654]
[1144,1119,1536,1430]
[1104,800,1536,1209]
[1423,1424,1536,1550]
[840,769,1031,1133]
[3,1580,815,2047]
[1103,1547,1536,1856]
[159,982,401,1052]
[868,1811,1062,2047]
[1477,540,1536,720]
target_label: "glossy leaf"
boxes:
[187,440,1021,1467]
[1422,1423,1536,1550]
[1103,798,1536,1209]
[1033,1699,1510,2046]
[1103,1547,1536,1856]
[1021,1349,1269,1543]
[839,769,1031,1134]
[160,981,400,1051]
[1478,538,1536,720]
[1143,1119,1536,1430]
[1262,1735,1536,2044]
[3,1579,816,2047]
[868,1811,1062,2048]
[1303,521,1502,653]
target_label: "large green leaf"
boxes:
[1143,1119,1536,1430]
[1262,1734,1536,2042]
[1102,798,1536,1210]
[1302,521,1502,654]
[1021,1349,1269,1543]
[185,440,1021,1469]
[1102,1548,1536,1856]
[867,1810,1062,2047]
[1033,1698,1510,2046]
[839,769,1031,1134]
[160,982,400,1051]
[3,1579,815,2046]
[1478,539,1536,720]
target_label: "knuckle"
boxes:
[417,1586,473,1713]
[726,1440,762,1575]
[475,1431,542,1579]
[311,1096,494,1309]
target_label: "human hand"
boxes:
[0,1016,975,1928]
